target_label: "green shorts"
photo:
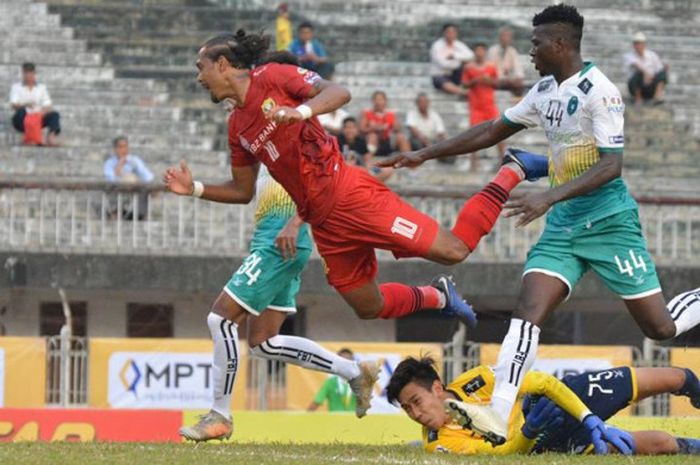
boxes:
[524,209,661,300]
[224,246,312,315]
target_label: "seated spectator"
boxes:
[406,93,447,151]
[9,62,61,146]
[337,117,392,183]
[624,32,667,105]
[462,43,505,171]
[289,22,335,79]
[318,107,349,136]
[275,3,292,51]
[104,135,154,220]
[487,26,525,97]
[360,90,410,158]
[430,24,473,97]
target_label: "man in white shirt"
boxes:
[623,32,667,105]
[406,93,447,150]
[9,63,61,146]
[430,24,473,96]
[488,26,525,97]
[104,135,154,220]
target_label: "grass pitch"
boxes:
[4,442,700,465]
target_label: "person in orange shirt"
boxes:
[359,90,411,159]
[462,43,505,171]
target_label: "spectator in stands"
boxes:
[338,117,392,183]
[360,90,410,158]
[318,107,349,136]
[104,135,154,220]
[307,348,358,412]
[430,24,473,97]
[289,22,335,79]
[9,63,61,146]
[624,32,668,105]
[275,3,292,51]
[337,116,371,167]
[461,43,504,171]
[406,92,447,151]
[488,26,525,97]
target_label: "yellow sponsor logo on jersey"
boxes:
[261,97,276,114]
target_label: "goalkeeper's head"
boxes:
[387,356,449,430]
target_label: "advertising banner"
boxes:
[0,337,46,407]
[480,344,632,379]
[89,338,247,410]
[0,408,181,442]
[286,342,442,412]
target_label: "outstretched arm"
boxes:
[505,149,623,227]
[270,79,351,124]
[377,118,521,168]
[163,160,259,204]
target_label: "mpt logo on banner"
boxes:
[108,352,213,409]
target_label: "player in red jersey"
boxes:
[165,30,547,440]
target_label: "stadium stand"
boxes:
[0,0,688,193]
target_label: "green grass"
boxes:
[3,443,700,465]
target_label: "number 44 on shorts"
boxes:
[614,249,647,277]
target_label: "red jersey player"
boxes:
[461,43,506,170]
[165,30,548,440]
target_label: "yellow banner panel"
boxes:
[670,348,700,416]
[286,342,442,412]
[0,337,46,407]
[88,338,247,410]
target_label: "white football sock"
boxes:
[250,334,361,380]
[490,318,540,423]
[668,288,700,337]
[207,312,239,419]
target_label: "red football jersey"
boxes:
[228,63,346,225]
[461,63,498,112]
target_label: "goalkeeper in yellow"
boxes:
[387,356,700,455]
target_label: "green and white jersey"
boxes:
[251,165,311,250]
[503,62,637,231]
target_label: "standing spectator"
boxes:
[104,136,154,220]
[9,63,61,146]
[307,348,358,412]
[360,90,410,158]
[289,22,335,79]
[406,92,447,150]
[487,26,525,97]
[275,3,292,51]
[462,43,504,171]
[317,107,349,136]
[624,32,667,105]
[430,24,473,97]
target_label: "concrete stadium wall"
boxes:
[2,252,699,345]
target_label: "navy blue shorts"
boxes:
[534,367,636,454]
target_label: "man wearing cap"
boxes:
[623,32,667,105]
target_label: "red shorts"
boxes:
[469,104,500,126]
[311,167,439,293]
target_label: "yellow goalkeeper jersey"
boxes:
[422,365,593,455]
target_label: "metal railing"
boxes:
[46,335,88,407]
[2,180,700,263]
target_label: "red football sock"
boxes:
[451,166,521,251]
[377,283,443,319]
